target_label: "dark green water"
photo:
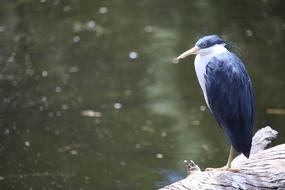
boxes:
[0,0,285,189]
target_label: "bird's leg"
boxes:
[225,145,234,169]
[206,145,239,172]
[224,145,239,172]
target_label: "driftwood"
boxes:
[159,126,285,190]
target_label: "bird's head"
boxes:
[177,35,231,59]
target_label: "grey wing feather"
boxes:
[204,52,255,157]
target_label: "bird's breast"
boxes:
[194,45,228,108]
[194,54,211,107]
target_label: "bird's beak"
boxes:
[177,46,199,60]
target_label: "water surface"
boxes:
[0,0,285,189]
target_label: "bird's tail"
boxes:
[224,124,253,158]
[241,142,251,158]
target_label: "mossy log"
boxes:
[159,126,285,190]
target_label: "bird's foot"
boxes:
[205,166,240,172]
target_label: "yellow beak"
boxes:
[177,46,199,60]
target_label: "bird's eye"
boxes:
[201,43,207,48]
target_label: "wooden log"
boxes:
[159,126,285,190]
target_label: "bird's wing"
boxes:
[204,52,255,157]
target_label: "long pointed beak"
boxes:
[177,46,199,60]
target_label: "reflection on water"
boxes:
[145,27,205,163]
[0,0,285,189]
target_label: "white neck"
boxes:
[194,44,229,108]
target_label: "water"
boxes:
[0,0,284,189]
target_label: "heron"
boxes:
[177,35,255,171]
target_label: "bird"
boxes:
[177,35,255,171]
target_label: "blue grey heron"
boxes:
[177,35,255,171]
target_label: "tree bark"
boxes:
[159,126,285,190]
